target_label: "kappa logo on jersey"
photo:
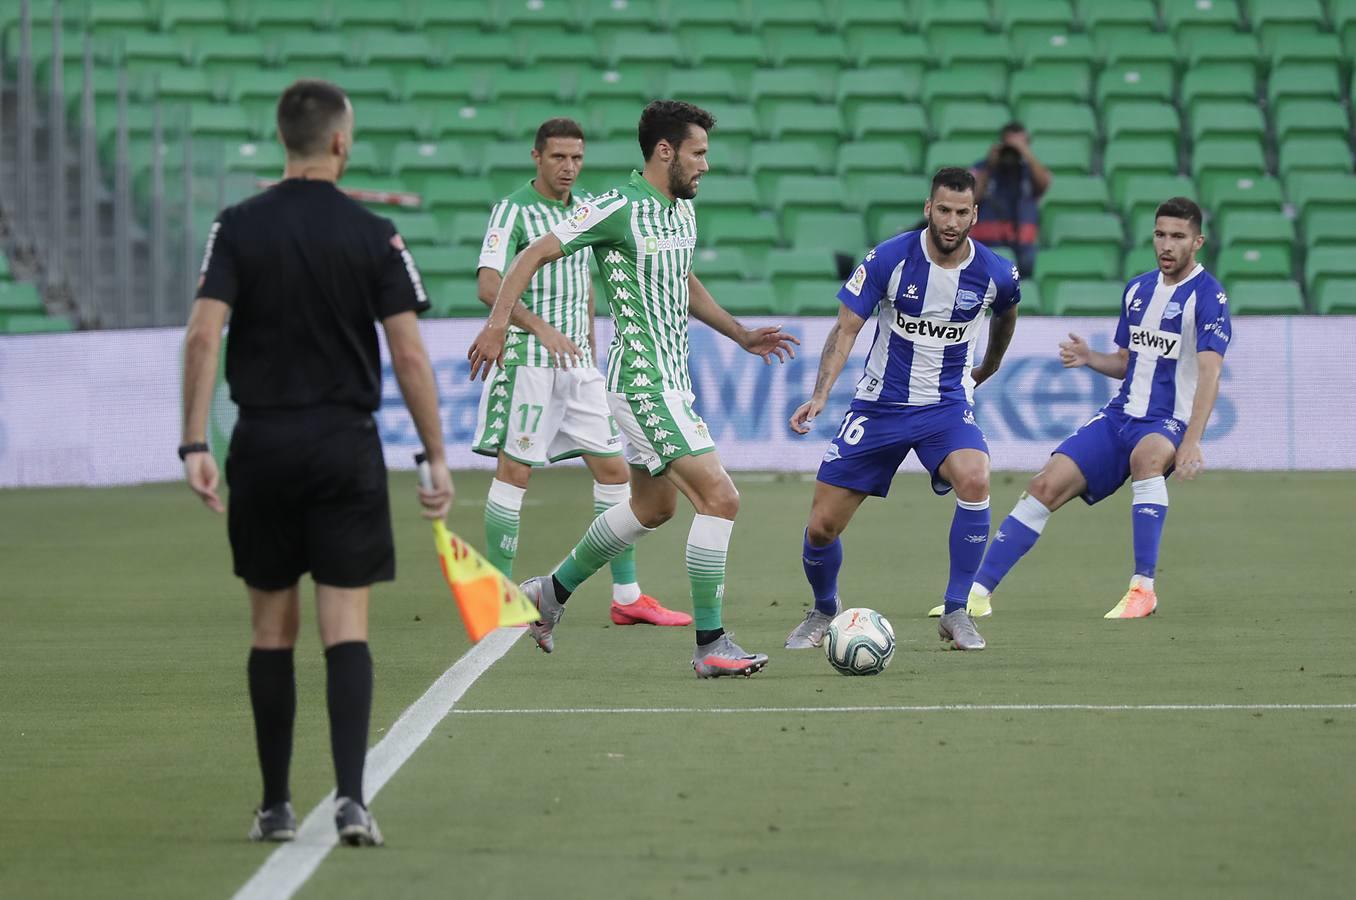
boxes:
[955,289,982,311]
[652,427,673,440]
[614,287,631,300]
[630,356,651,369]
[1162,300,1182,320]
[892,312,979,346]
[631,373,653,387]
[621,323,642,335]
[608,270,627,283]
[1128,325,1181,359]
[628,339,646,352]
[635,396,657,413]
[845,265,868,296]
[605,249,623,264]
[644,414,662,427]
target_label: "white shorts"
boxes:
[608,390,716,475]
[472,365,623,466]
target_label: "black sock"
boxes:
[551,575,571,605]
[696,628,725,646]
[248,647,296,809]
[325,641,373,807]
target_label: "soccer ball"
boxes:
[824,608,895,676]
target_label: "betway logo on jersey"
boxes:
[890,311,979,347]
[1128,325,1182,359]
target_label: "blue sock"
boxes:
[975,493,1052,594]
[802,531,842,615]
[943,499,990,613]
[1130,476,1169,578]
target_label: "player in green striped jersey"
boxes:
[469,101,799,678]
[472,118,691,629]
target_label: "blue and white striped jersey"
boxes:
[1109,264,1232,422]
[836,230,1021,406]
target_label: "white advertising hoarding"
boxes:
[1,315,1352,488]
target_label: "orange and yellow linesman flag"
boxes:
[432,520,539,642]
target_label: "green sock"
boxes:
[686,515,734,631]
[554,503,647,594]
[483,479,525,578]
[592,484,638,593]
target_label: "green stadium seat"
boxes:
[1033,135,1093,175]
[931,31,1013,68]
[223,140,285,173]
[1200,173,1285,215]
[1121,245,1158,280]
[1265,30,1343,68]
[1043,211,1124,248]
[86,1,155,30]
[750,68,835,109]
[193,33,269,70]
[1181,64,1256,112]
[423,277,484,318]
[766,27,849,68]
[118,32,193,68]
[788,279,850,316]
[1248,0,1325,36]
[842,173,930,215]
[143,68,220,104]
[837,69,924,120]
[1181,32,1262,71]
[187,103,255,139]
[702,209,781,250]
[999,0,1075,29]
[402,69,481,105]
[1278,138,1353,176]
[846,30,930,68]
[328,0,418,30]
[837,139,922,176]
[1044,279,1126,315]
[1103,100,1180,143]
[830,0,911,31]
[387,212,445,247]
[1216,245,1293,282]
[702,104,758,170]
[1015,30,1095,68]
[1016,101,1096,137]
[356,32,447,67]
[414,0,494,30]
[1273,99,1349,143]
[581,102,641,141]
[788,212,868,256]
[0,280,44,316]
[923,138,991,175]
[1190,102,1266,144]
[578,0,661,32]
[1040,174,1110,217]
[1036,244,1121,282]
[1301,209,1356,248]
[497,0,579,30]
[1104,138,1178,195]
[680,30,764,70]
[1314,279,1356,314]
[1016,278,1043,313]
[432,105,511,144]
[773,175,848,232]
[918,0,993,30]
[922,65,1009,108]
[1078,0,1158,31]
[1008,62,1092,104]
[867,206,924,243]
[1163,0,1241,34]
[666,69,741,105]
[390,140,472,180]
[1095,63,1173,105]
[749,141,833,197]
[1097,30,1176,67]
[705,280,782,316]
[322,69,399,105]
[440,31,517,67]
[1284,173,1356,218]
[1267,62,1342,103]
[934,101,1011,141]
[603,30,686,73]
[441,209,493,247]
[237,1,325,33]
[355,103,430,144]
[158,0,230,33]
[1190,138,1264,182]
[766,248,842,293]
[1,313,76,334]
[693,246,754,281]
[516,31,599,67]
[664,0,753,28]
[767,105,846,153]
[1225,280,1305,314]
[337,142,383,178]
[415,246,480,279]
[1217,210,1295,251]
[1306,248,1356,298]
[1115,174,1197,220]
[483,69,569,104]
[694,175,761,210]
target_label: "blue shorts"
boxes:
[816,401,989,498]
[1055,407,1186,505]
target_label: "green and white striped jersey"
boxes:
[478,181,593,368]
[550,171,697,394]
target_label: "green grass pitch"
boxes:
[3,470,1353,898]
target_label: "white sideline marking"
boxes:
[232,627,525,900]
[451,703,1356,715]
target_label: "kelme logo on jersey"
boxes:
[1128,325,1181,359]
[891,312,979,346]
[643,235,697,253]
[845,265,867,296]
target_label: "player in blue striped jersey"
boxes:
[786,168,1021,652]
[954,197,1231,620]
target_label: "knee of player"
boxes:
[702,484,741,520]
[1026,472,1057,507]
[806,518,841,546]
[635,497,677,528]
[951,468,991,502]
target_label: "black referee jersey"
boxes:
[197,177,430,413]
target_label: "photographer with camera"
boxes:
[971,121,1052,279]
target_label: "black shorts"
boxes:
[226,407,394,591]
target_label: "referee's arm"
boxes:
[181,297,231,512]
[382,311,453,518]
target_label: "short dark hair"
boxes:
[1155,196,1204,232]
[276,79,349,157]
[534,117,585,152]
[930,166,977,199]
[1000,120,1026,136]
[637,100,716,161]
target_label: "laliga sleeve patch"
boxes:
[845,264,868,296]
[481,227,505,252]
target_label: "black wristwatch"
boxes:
[177,442,211,460]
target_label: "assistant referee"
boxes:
[179,79,453,847]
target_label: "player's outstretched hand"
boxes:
[537,324,585,369]
[1175,439,1205,482]
[467,323,508,381]
[184,452,224,513]
[418,463,455,520]
[742,325,800,364]
[1059,332,1090,368]
[789,396,825,435]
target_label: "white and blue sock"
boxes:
[1130,476,1169,580]
[943,497,991,614]
[975,493,1051,593]
[801,531,842,616]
